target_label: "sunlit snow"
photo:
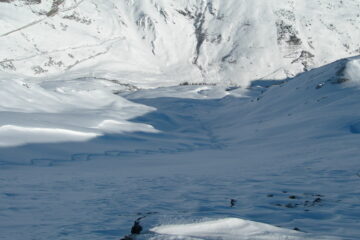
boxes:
[0,1,360,240]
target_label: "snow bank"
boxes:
[0,125,99,147]
[344,58,360,86]
[151,218,331,240]
[0,76,157,147]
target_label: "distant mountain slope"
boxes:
[1,0,360,87]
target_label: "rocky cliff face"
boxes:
[1,0,360,87]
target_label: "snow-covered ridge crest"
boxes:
[344,58,360,86]
[1,0,360,87]
[0,76,157,147]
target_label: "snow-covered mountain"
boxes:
[1,0,360,87]
[1,1,360,240]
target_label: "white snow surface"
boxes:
[1,57,360,240]
[0,74,157,147]
[1,1,360,239]
[1,0,360,87]
[151,218,317,240]
[344,58,360,86]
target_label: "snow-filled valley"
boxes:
[1,1,360,240]
[1,56,360,240]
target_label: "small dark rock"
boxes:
[289,195,297,199]
[285,203,296,208]
[131,221,143,235]
[293,227,301,231]
[180,81,189,86]
[267,194,274,198]
[230,199,237,207]
[226,86,239,92]
[313,194,324,197]
[316,82,325,89]
[120,235,134,240]
[287,35,302,45]
[313,197,322,204]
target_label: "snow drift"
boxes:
[0,74,157,147]
[150,218,337,240]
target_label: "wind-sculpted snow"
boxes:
[150,218,337,240]
[1,0,360,87]
[0,74,157,147]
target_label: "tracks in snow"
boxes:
[0,96,227,167]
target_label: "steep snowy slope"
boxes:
[1,0,360,87]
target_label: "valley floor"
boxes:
[0,84,359,240]
[1,58,360,240]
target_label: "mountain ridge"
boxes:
[1,0,360,87]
